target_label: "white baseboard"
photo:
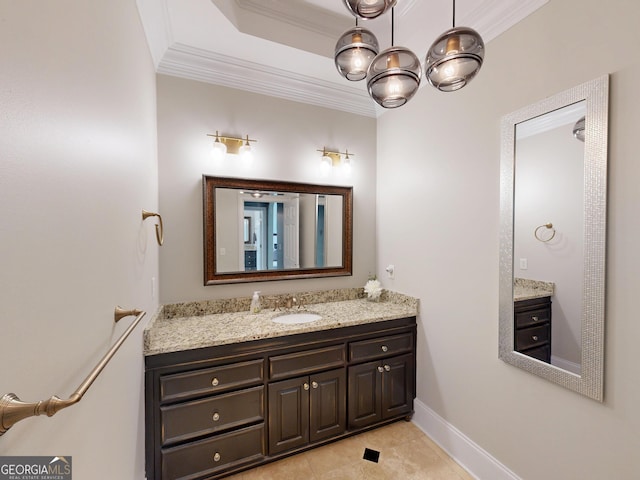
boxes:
[412,399,521,480]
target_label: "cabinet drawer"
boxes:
[161,386,264,446]
[349,333,413,362]
[515,325,550,350]
[161,423,264,480]
[269,345,344,380]
[160,359,264,403]
[520,344,550,363]
[515,307,550,328]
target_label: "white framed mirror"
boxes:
[499,75,609,401]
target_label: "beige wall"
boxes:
[377,0,640,478]
[0,1,157,479]
[4,1,639,478]
[157,74,377,303]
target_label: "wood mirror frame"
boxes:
[203,176,353,285]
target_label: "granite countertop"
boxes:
[514,278,555,302]
[143,289,418,356]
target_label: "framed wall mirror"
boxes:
[203,176,353,284]
[499,75,609,401]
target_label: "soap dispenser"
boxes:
[250,291,262,314]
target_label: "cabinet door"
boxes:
[381,354,413,420]
[348,360,382,429]
[309,369,346,443]
[268,377,309,455]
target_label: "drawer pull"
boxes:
[213,452,221,462]
[381,345,388,352]
[303,383,310,391]
[532,335,539,341]
[384,364,391,372]
[212,412,220,422]
[532,316,539,322]
[311,381,319,389]
[211,377,219,387]
[377,366,384,373]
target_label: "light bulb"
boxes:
[211,140,226,161]
[320,154,332,176]
[387,78,401,95]
[352,52,364,69]
[444,63,457,78]
[342,154,352,176]
[239,135,253,165]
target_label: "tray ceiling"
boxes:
[136,0,548,117]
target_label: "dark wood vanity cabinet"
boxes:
[514,297,552,363]
[348,332,414,429]
[145,316,416,480]
[348,353,414,429]
[268,368,346,455]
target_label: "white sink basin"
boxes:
[272,312,322,324]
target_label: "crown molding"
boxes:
[465,0,548,42]
[135,0,173,68]
[157,43,377,118]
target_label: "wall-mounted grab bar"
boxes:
[142,209,164,246]
[0,307,146,437]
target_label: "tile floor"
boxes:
[226,421,474,480]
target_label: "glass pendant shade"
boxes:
[343,0,397,20]
[573,116,586,142]
[425,27,484,92]
[366,46,422,108]
[335,27,379,81]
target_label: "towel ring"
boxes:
[142,210,164,246]
[534,223,556,243]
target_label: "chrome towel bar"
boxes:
[0,306,146,437]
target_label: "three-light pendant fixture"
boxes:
[335,0,485,108]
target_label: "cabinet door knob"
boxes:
[384,364,391,372]
[303,383,310,390]
[213,452,221,462]
[377,366,384,373]
[532,316,539,321]
[211,377,219,387]
[381,345,388,352]
[311,381,319,389]
[212,412,220,422]
[532,335,539,341]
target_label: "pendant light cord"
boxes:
[391,7,395,46]
[452,0,456,28]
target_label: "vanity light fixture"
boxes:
[206,132,257,161]
[343,0,397,20]
[318,147,354,174]
[366,8,422,108]
[335,19,379,81]
[425,0,485,92]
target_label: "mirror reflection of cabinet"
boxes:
[499,75,609,401]
[203,176,353,285]
[514,297,552,363]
